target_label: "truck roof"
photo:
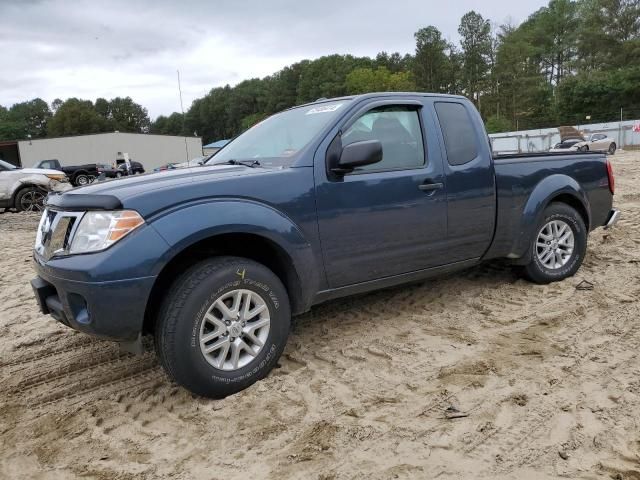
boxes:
[292,92,469,110]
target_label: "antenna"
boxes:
[177,69,189,162]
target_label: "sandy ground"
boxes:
[1,152,639,480]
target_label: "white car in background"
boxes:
[173,154,213,169]
[0,159,71,212]
[550,126,617,154]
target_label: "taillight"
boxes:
[606,158,615,195]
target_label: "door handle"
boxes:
[418,182,443,192]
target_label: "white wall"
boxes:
[489,120,640,154]
[18,133,202,170]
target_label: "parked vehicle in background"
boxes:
[31,92,618,398]
[0,159,70,212]
[96,163,118,178]
[173,155,212,169]
[114,160,145,176]
[153,163,179,172]
[33,159,99,186]
[549,126,616,154]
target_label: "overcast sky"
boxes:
[1,0,548,118]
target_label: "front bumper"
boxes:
[31,265,155,342]
[603,208,620,229]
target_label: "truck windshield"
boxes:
[208,100,349,167]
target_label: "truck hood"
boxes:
[45,163,277,214]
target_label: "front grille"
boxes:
[35,209,84,260]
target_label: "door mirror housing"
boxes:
[331,140,383,174]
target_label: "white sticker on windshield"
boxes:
[306,103,343,115]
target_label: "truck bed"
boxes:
[484,151,612,261]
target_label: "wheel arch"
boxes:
[513,175,591,263]
[143,231,309,336]
[11,183,45,208]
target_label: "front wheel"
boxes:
[608,143,616,155]
[15,187,45,212]
[522,203,587,284]
[154,256,291,398]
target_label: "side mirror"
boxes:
[331,140,383,174]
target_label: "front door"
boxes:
[315,100,449,288]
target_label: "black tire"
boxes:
[15,186,46,212]
[608,143,616,155]
[578,145,589,152]
[522,203,587,284]
[154,256,291,398]
[116,171,123,178]
[74,173,90,186]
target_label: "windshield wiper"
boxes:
[217,159,261,168]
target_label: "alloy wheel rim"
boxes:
[536,219,574,269]
[199,289,270,371]
[20,191,45,212]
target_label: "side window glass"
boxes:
[434,102,478,166]
[341,106,425,172]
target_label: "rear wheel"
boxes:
[75,173,90,186]
[608,143,616,155]
[522,203,587,284]
[154,256,291,398]
[15,187,45,212]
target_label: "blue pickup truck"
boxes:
[31,93,619,398]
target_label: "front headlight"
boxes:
[68,210,144,254]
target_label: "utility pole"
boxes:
[177,69,189,162]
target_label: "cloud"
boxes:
[0,0,548,118]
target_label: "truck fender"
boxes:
[148,199,320,312]
[514,174,591,262]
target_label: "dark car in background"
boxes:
[114,160,145,176]
[98,161,145,178]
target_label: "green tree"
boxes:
[485,114,512,133]
[458,11,492,109]
[151,112,185,136]
[345,67,415,94]
[47,98,107,137]
[97,97,151,133]
[296,54,373,103]
[0,98,52,140]
[0,106,25,141]
[375,51,412,73]
[413,26,451,92]
[527,0,578,85]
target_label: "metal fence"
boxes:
[489,120,640,154]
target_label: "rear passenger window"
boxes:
[435,102,478,166]
[341,106,425,172]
